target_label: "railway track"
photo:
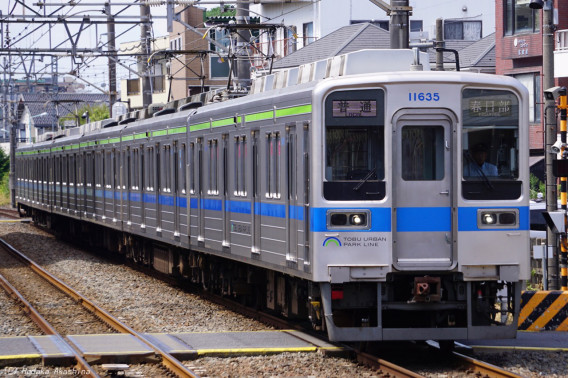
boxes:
[0,236,199,378]
[0,221,533,377]
[0,207,22,220]
[450,349,522,377]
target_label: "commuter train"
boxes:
[15,49,530,342]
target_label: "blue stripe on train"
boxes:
[458,206,529,231]
[396,207,451,232]
[310,207,392,232]
[19,184,528,229]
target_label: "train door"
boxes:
[286,125,298,263]
[392,109,456,270]
[173,141,180,238]
[62,155,68,211]
[252,131,260,254]
[197,138,205,242]
[126,147,132,226]
[86,152,94,218]
[76,153,83,217]
[70,154,76,213]
[140,144,146,228]
[156,143,162,233]
[222,134,229,248]
[111,149,117,222]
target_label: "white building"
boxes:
[251,0,495,59]
[119,36,171,109]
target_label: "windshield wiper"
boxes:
[353,167,377,192]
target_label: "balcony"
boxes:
[554,29,568,78]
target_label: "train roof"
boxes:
[16,48,527,154]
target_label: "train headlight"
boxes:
[481,212,497,225]
[477,209,519,228]
[328,210,370,229]
[350,213,366,226]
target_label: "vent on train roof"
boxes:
[118,117,137,125]
[250,49,431,94]
[103,121,119,128]
[178,101,203,112]
[153,108,176,117]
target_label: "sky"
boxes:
[1,0,215,94]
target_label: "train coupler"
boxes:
[411,276,441,302]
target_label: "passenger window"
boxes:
[146,147,154,191]
[461,89,521,200]
[266,132,281,199]
[189,142,195,194]
[323,89,385,201]
[401,126,444,181]
[234,136,247,197]
[180,143,187,194]
[208,139,218,195]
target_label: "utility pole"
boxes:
[10,100,17,208]
[435,18,445,71]
[140,3,153,108]
[368,0,411,49]
[390,0,410,49]
[235,1,251,89]
[106,0,117,117]
[535,0,560,289]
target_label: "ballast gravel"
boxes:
[0,220,566,377]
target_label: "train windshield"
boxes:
[461,88,521,200]
[323,89,385,201]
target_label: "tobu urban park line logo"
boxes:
[323,235,388,247]
[323,237,342,247]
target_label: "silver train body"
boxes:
[16,50,530,342]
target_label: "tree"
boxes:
[0,147,9,178]
[206,6,236,17]
[59,103,110,127]
[0,147,10,204]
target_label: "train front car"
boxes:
[310,71,530,342]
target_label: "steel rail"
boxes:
[0,272,100,378]
[356,351,424,378]
[452,351,522,378]
[0,237,199,378]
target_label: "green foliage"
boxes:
[59,103,110,127]
[529,173,545,200]
[0,148,9,205]
[0,147,9,177]
[0,173,9,205]
[205,6,236,17]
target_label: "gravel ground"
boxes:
[0,249,116,336]
[0,220,566,377]
[474,350,568,377]
[0,221,382,377]
[0,288,43,336]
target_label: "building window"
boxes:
[126,79,140,95]
[285,26,297,56]
[514,73,541,123]
[303,22,314,46]
[504,0,540,35]
[208,28,231,79]
[151,64,165,93]
[444,20,482,40]
[170,36,182,51]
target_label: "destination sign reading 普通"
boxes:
[332,100,377,118]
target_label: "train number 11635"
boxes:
[408,92,440,102]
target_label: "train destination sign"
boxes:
[468,98,512,117]
[332,100,377,118]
